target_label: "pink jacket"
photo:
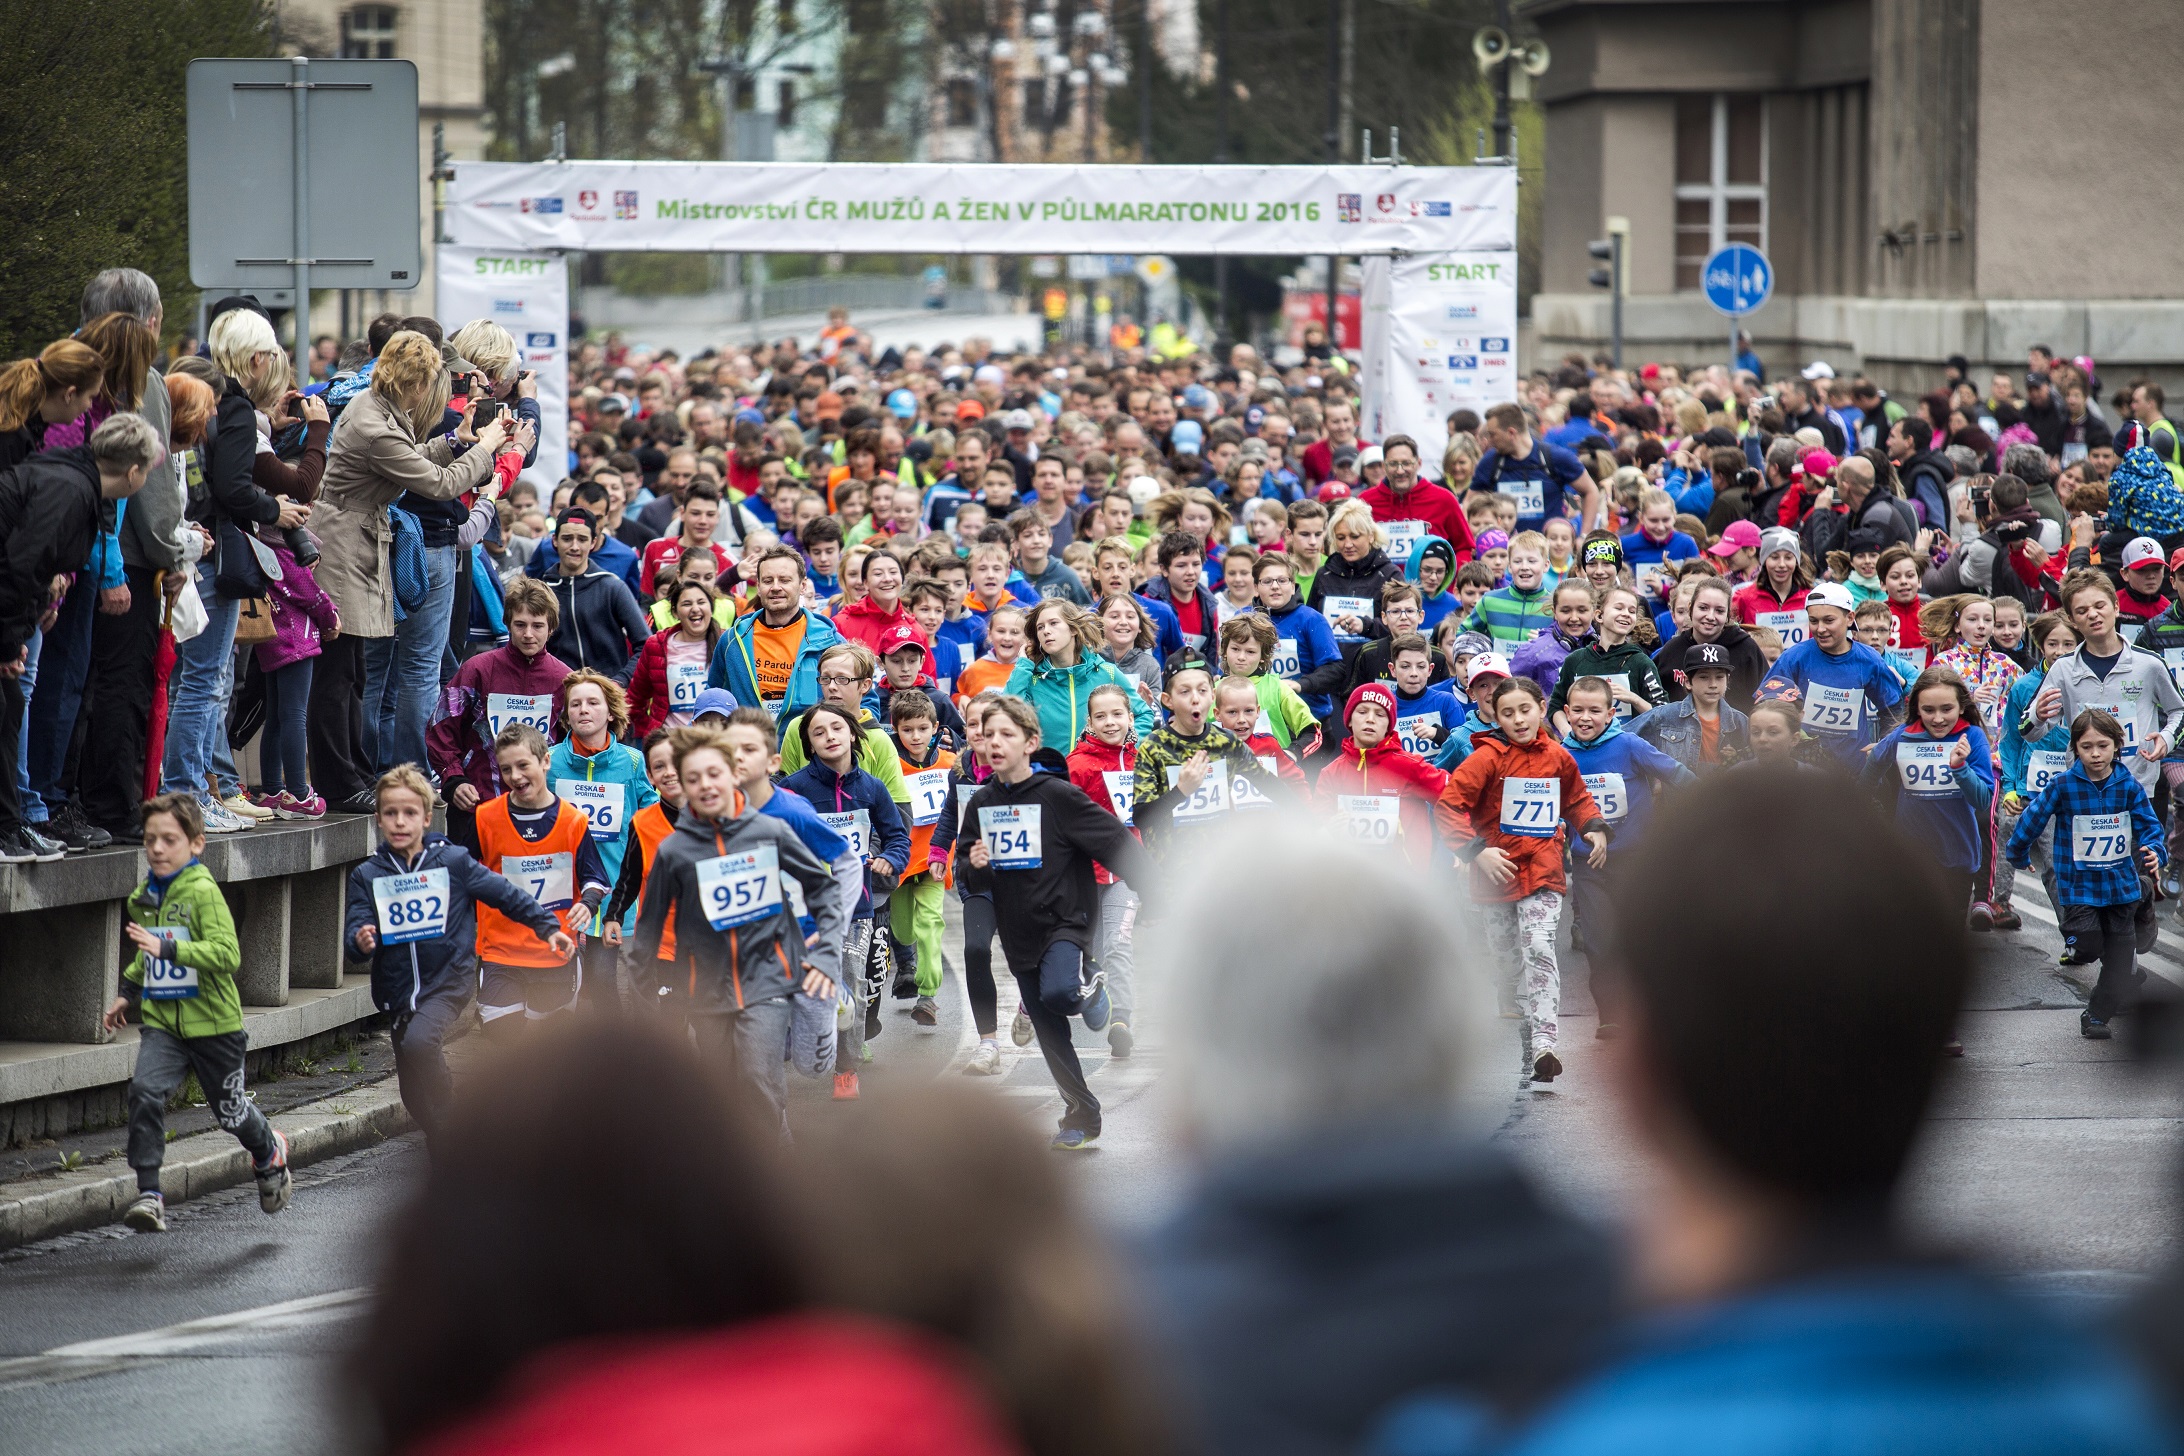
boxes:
[254,535,340,672]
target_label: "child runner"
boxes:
[630,724,846,1131]
[347,765,572,1146]
[1863,667,1995,944]
[889,688,956,1028]
[1760,581,1904,767]
[1217,614,1318,751]
[1737,700,1815,768]
[1435,653,1512,767]
[1436,677,1608,1085]
[1548,584,1664,730]
[628,578,724,735]
[1510,578,1597,697]
[425,577,571,856]
[2032,570,2184,806]
[1131,658,1275,856]
[1923,594,2022,727]
[956,603,1028,704]
[1465,530,1555,647]
[1066,681,1144,1057]
[474,724,612,1038]
[1995,611,2080,928]
[1732,527,1814,650]
[927,690,1008,1072]
[1877,544,1928,662]
[959,696,1148,1151]
[547,670,658,1007]
[1854,600,1921,701]
[1214,675,1310,789]
[1316,681,1450,865]
[1632,641,1750,772]
[2007,707,2166,1039]
[1991,596,2031,670]
[109,794,292,1233]
[1255,552,1346,723]
[1383,632,1468,761]
[877,622,968,749]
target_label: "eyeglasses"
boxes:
[819,673,868,687]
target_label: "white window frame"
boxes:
[340,5,399,58]
[1674,94,1768,290]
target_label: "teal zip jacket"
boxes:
[122,862,244,1038]
[707,605,843,721]
[546,737,660,934]
[1004,652,1157,751]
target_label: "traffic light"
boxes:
[1586,216,1629,367]
[1587,238,1616,291]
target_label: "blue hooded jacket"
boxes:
[1561,720,1694,845]
[1862,720,1994,871]
[1405,535,1462,632]
[780,755,912,916]
[344,834,560,1013]
[707,605,844,721]
[1264,598,1345,719]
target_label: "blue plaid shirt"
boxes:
[2005,760,2164,908]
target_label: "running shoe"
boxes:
[272,791,326,820]
[1989,905,2022,931]
[198,797,250,834]
[123,1190,167,1232]
[963,1040,1002,1076]
[1050,1128,1099,1152]
[16,825,66,862]
[864,1000,882,1041]
[2082,1013,2112,1040]
[892,970,919,1001]
[1079,977,1112,1033]
[911,995,939,1026]
[46,801,111,852]
[1967,902,1995,932]
[1532,1050,1563,1083]
[0,829,41,864]
[1107,1020,1134,1059]
[832,1072,861,1100]
[223,791,276,822]
[255,1128,292,1214]
[1011,1003,1034,1046]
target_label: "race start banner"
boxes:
[1360,251,1521,470]
[448,161,1516,257]
[435,246,571,488]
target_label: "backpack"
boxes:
[387,503,428,614]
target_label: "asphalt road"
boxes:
[2,884,2178,1454]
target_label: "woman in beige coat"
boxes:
[310,331,530,805]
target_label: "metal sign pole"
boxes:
[292,54,312,384]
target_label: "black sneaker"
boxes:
[16,826,65,862]
[2082,1012,2113,1040]
[864,1001,882,1040]
[336,791,381,815]
[104,819,143,846]
[46,802,111,852]
[0,829,37,864]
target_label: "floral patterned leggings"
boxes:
[1483,889,1564,1056]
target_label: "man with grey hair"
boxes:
[1136,814,1615,1456]
[73,269,189,847]
[2001,441,2069,530]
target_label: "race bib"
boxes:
[819,808,872,861]
[141,926,198,1000]
[1583,772,1627,822]
[905,769,950,827]
[1165,764,1231,822]
[1271,637,1301,678]
[486,692,553,737]
[555,779,626,841]
[1339,793,1401,845]
[504,851,574,909]
[1396,711,1442,758]
[979,804,1042,868]
[373,868,450,945]
[1800,682,1863,734]
[761,695,785,716]
[2073,812,2129,865]
[2164,647,2184,696]
[666,661,707,711]
[1102,769,1135,825]
[958,642,979,671]
[1757,609,1809,648]
[1231,771,1276,811]
[696,845,783,930]
[1500,776,1561,838]
[2085,700,2141,755]
[1496,476,1545,519]
[2026,750,2068,795]
[1324,595,1375,625]
[1885,649,1926,684]
[1635,562,1674,600]
[1599,672,1635,718]
[1896,741,1955,798]
[956,783,979,824]
[1383,520,1426,562]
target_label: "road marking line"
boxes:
[0,1287,370,1390]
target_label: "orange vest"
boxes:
[631,800,679,963]
[895,748,958,875]
[476,795,593,969]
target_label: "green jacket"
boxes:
[1248,671,1319,748]
[122,862,243,1038]
[1546,638,1668,721]
[778,704,911,805]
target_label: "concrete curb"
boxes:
[0,1078,412,1250]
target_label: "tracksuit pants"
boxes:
[1008,939,1100,1136]
[127,1026,277,1193]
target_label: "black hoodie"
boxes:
[958,747,1147,970]
[1653,622,1770,715]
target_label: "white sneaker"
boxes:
[198,798,250,834]
[222,792,275,822]
[963,1040,1003,1076]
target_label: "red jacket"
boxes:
[1884,596,1927,656]
[425,644,573,800]
[1434,730,1604,902]
[638,536,733,598]
[1315,734,1449,867]
[410,1315,1021,1456]
[1357,479,1478,563]
[1240,730,1310,790]
[1066,732,1140,884]
[627,624,722,737]
[832,595,938,680]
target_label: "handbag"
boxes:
[233,594,277,646]
[213,518,284,600]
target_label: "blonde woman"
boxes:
[317,330,531,805]
[1306,498,1399,640]
[158,307,313,832]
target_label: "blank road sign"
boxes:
[186,58,421,292]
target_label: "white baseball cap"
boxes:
[1464,653,1513,688]
[1801,360,1837,381]
[1806,582,1856,614]
[2122,536,2166,570]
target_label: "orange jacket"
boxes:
[631,800,679,963]
[1434,731,1605,902]
[1315,735,1449,867]
[475,796,593,967]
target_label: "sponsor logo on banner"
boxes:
[614,189,639,219]
[1337,193,1361,222]
[1482,356,1507,369]
[526,331,557,349]
[1445,303,1479,321]
[1377,193,1397,213]
[573,189,604,219]
[519,196,563,214]
[472,199,516,211]
[493,298,526,315]
[1482,336,1509,351]
[1410,200,1452,217]
[1448,355,1479,369]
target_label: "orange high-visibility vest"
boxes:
[476,795,591,969]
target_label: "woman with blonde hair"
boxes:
[316,329,531,808]
[0,338,102,469]
[157,305,312,833]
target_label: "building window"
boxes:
[1674,94,1766,291]
[777,78,797,126]
[339,5,398,58]
[946,79,978,127]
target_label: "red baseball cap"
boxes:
[876,624,927,659]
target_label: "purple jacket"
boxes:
[1509,628,1592,697]
[254,533,340,672]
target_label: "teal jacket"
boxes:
[1005,652,1157,751]
[707,606,843,721]
[545,738,660,933]
[123,862,244,1038]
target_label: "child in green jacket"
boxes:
[103,794,290,1233]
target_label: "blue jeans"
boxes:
[261,658,314,797]
[25,577,93,818]
[160,563,240,800]
[14,625,38,821]
[366,543,456,773]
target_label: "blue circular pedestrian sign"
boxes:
[1701,244,1773,317]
